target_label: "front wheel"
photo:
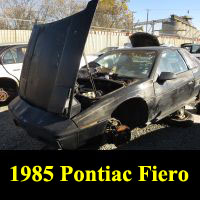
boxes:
[0,86,17,107]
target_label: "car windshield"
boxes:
[95,50,157,78]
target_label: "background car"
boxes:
[0,43,27,106]
[181,43,200,60]
[80,45,132,68]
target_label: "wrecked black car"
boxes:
[9,0,200,149]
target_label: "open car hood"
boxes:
[19,0,98,114]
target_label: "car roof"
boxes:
[0,43,27,55]
[182,43,200,47]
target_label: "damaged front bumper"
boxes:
[9,96,80,150]
[9,96,108,149]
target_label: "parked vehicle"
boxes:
[181,43,200,60]
[0,43,27,106]
[80,44,133,68]
[80,46,129,68]
[95,45,132,57]
[80,54,99,68]
[95,47,120,57]
[8,0,200,150]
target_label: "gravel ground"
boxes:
[0,106,45,150]
[1,105,200,150]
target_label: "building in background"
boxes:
[161,15,200,39]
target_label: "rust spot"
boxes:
[116,125,129,132]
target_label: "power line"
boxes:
[134,9,200,11]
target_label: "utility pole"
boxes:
[152,20,155,35]
[131,10,136,33]
[146,9,150,33]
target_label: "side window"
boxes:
[3,50,15,64]
[10,47,27,63]
[157,50,188,75]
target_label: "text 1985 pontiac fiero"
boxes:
[9,0,200,149]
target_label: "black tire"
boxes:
[165,110,194,127]
[195,91,200,114]
[196,103,200,115]
[0,86,18,107]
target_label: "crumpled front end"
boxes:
[9,97,80,149]
[8,0,99,149]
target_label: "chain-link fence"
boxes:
[0,17,200,54]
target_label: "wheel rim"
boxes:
[0,88,9,102]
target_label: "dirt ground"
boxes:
[1,105,200,150]
[0,106,45,150]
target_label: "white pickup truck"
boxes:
[0,43,27,106]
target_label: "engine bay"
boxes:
[73,64,139,111]
[75,77,124,110]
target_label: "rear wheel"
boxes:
[196,92,200,114]
[196,104,200,115]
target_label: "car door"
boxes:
[2,46,26,80]
[179,48,200,97]
[154,49,195,120]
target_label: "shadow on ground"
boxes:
[117,122,200,150]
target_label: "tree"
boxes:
[0,0,133,30]
[0,0,86,29]
[0,0,41,29]
[39,0,87,21]
[92,0,133,30]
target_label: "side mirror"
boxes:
[158,72,177,81]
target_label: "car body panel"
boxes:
[9,46,200,149]
[179,48,200,97]
[19,0,98,115]
[1,63,22,80]
[0,44,27,84]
